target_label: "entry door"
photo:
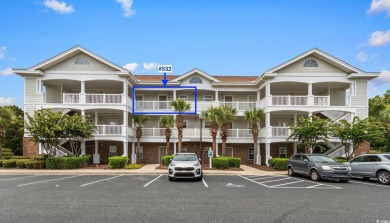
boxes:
[159,95,167,109]
[158,146,167,164]
[224,96,233,107]
[226,147,233,157]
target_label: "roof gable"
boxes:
[171,68,221,83]
[264,48,364,74]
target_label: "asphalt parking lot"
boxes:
[0,174,388,223]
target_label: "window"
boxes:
[364,155,382,162]
[204,121,211,129]
[204,95,213,101]
[183,120,188,128]
[384,155,390,160]
[181,146,188,153]
[136,95,143,109]
[290,155,300,160]
[179,95,188,101]
[109,146,117,157]
[248,95,256,109]
[189,76,202,84]
[303,59,318,67]
[351,156,365,163]
[74,57,89,65]
[279,147,287,158]
[248,147,254,160]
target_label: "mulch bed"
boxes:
[247,164,279,171]
[155,164,244,171]
[82,164,146,169]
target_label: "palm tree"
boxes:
[132,114,149,163]
[202,106,222,157]
[159,115,175,152]
[219,105,237,156]
[170,99,191,153]
[0,106,15,159]
[379,105,390,137]
[244,108,264,164]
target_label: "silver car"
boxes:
[168,153,202,181]
[344,154,390,185]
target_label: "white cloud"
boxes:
[0,67,13,76]
[371,70,390,86]
[123,63,138,72]
[368,0,390,16]
[0,97,15,106]
[44,0,74,14]
[368,29,390,46]
[356,51,368,62]
[143,62,158,71]
[116,0,136,17]
[0,46,6,59]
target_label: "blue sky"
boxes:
[1,0,390,107]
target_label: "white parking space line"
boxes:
[238,175,270,188]
[0,175,41,181]
[250,176,280,181]
[80,175,124,187]
[350,180,389,188]
[17,175,85,187]
[270,180,305,187]
[143,174,163,187]
[258,177,292,184]
[202,178,208,188]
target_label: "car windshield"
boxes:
[173,154,198,161]
[308,155,336,163]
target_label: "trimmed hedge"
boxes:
[268,158,288,170]
[25,161,34,169]
[227,157,241,168]
[2,148,13,153]
[336,157,347,163]
[2,160,16,168]
[16,159,30,169]
[33,161,45,169]
[34,154,48,161]
[125,164,142,169]
[0,160,3,167]
[108,156,128,169]
[162,155,174,166]
[212,157,229,169]
[12,156,30,160]
[45,156,92,169]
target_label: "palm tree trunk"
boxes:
[136,138,141,164]
[222,139,226,157]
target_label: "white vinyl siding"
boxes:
[45,53,115,72]
[278,56,346,73]
[356,109,368,119]
[25,77,42,104]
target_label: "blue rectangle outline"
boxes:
[132,86,197,115]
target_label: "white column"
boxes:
[308,83,313,96]
[94,112,98,124]
[81,141,86,155]
[131,142,136,164]
[266,81,271,96]
[294,113,297,124]
[122,81,127,104]
[173,90,177,100]
[266,112,271,137]
[80,81,86,103]
[174,142,177,155]
[265,143,271,166]
[308,112,312,117]
[38,143,43,154]
[256,143,261,165]
[123,141,128,157]
[293,142,297,154]
[215,91,219,101]
[81,109,85,117]
[93,141,100,164]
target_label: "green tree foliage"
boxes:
[287,116,330,154]
[159,115,174,150]
[331,117,386,160]
[132,114,149,163]
[3,106,24,155]
[0,106,16,159]
[244,108,265,145]
[369,90,390,117]
[219,105,237,156]
[170,99,191,153]
[63,114,96,156]
[369,90,390,152]
[202,106,222,157]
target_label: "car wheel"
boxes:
[287,167,294,176]
[168,176,174,181]
[377,171,390,185]
[310,170,321,181]
[362,177,370,181]
[339,180,349,183]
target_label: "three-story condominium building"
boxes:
[13,46,379,165]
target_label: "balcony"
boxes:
[62,93,130,105]
[95,125,123,136]
[260,126,291,138]
[259,95,331,107]
[141,128,253,140]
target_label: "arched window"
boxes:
[74,57,89,65]
[303,59,318,67]
[189,76,203,84]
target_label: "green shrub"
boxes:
[34,154,48,161]
[45,158,59,169]
[12,156,30,160]
[212,157,229,169]
[46,156,90,169]
[125,164,142,169]
[25,161,35,169]
[2,160,16,168]
[336,157,347,163]
[268,158,288,170]
[108,156,128,169]
[227,157,241,168]
[16,159,30,168]
[0,160,2,167]
[2,148,13,153]
[80,154,92,167]
[162,155,174,166]
[33,161,45,169]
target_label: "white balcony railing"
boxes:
[314,96,329,106]
[220,102,256,111]
[63,93,80,104]
[134,101,172,110]
[227,129,252,137]
[86,94,122,104]
[141,128,253,139]
[271,127,290,137]
[272,95,307,106]
[95,125,123,135]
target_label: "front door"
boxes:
[158,146,167,164]
[159,95,167,109]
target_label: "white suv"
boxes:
[168,153,202,181]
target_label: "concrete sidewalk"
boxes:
[0,164,286,176]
